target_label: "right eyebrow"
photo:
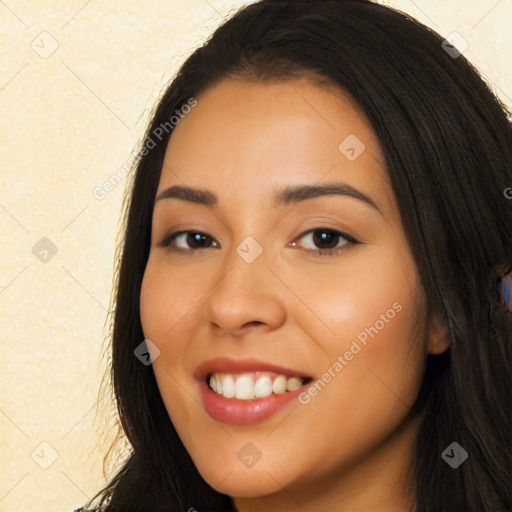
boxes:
[155,185,217,207]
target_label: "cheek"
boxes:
[140,257,208,341]
[139,260,201,427]
[286,246,420,354]
[286,285,424,479]
[288,247,425,427]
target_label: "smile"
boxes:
[195,358,313,424]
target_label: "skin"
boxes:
[139,77,449,512]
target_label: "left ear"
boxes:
[426,309,450,355]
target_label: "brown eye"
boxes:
[311,230,341,249]
[184,232,215,249]
[159,231,219,251]
[294,228,359,257]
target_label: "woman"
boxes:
[76,0,511,510]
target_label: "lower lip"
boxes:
[198,380,308,424]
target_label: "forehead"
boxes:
[158,78,394,214]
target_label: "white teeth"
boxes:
[221,374,235,398]
[235,374,255,400]
[208,372,306,400]
[272,375,287,394]
[254,376,273,398]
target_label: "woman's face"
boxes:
[140,78,446,508]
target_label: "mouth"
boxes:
[195,358,313,424]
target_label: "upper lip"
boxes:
[194,357,313,381]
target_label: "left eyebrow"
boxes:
[155,181,381,214]
[271,182,381,213]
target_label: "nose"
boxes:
[204,243,287,337]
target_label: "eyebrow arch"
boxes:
[156,185,217,207]
[272,182,380,212]
[155,182,381,213]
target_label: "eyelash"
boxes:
[158,228,360,257]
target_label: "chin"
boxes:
[206,467,293,498]
[191,450,304,498]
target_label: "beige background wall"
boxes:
[1,1,510,510]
